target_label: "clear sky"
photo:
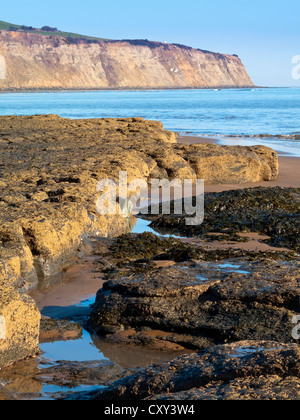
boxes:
[1,0,300,87]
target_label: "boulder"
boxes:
[176,143,279,183]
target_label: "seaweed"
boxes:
[145,187,300,252]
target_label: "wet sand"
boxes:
[30,255,105,318]
[181,232,291,253]
[178,135,300,191]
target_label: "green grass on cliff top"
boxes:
[0,20,110,41]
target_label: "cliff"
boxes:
[0,31,254,90]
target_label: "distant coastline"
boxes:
[0,86,258,94]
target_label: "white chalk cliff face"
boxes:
[0,31,254,90]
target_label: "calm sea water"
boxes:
[0,87,299,156]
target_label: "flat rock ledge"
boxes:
[89,259,300,349]
[78,340,300,400]
[0,115,278,369]
[0,115,278,290]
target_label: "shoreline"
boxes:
[0,86,258,94]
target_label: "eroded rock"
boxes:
[148,187,300,252]
[0,115,280,374]
[89,251,300,348]
[0,116,279,290]
[148,376,300,400]
[0,281,40,369]
[90,340,300,400]
[88,228,299,352]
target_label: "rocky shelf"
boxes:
[0,115,279,372]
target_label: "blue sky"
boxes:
[2,0,300,86]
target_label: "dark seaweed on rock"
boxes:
[147,187,300,251]
[109,233,177,262]
[106,232,296,268]
[86,341,300,401]
[88,229,300,352]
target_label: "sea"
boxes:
[0,87,299,156]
